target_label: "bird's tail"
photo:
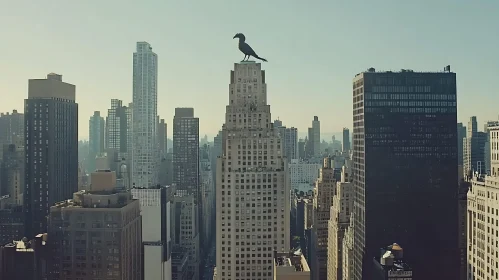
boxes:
[254,55,268,62]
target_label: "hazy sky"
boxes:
[1,0,498,139]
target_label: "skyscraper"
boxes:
[132,42,158,188]
[464,116,486,177]
[274,121,298,162]
[88,111,105,172]
[172,108,199,193]
[172,108,200,279]
[215,61,290,280]
[457,122,466,180]
[351,68,458,279]
[106,99,131,159]
[342,127,350,154]
[312,116,320,156]
[24,73,78,238]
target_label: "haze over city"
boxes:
[1,0,498,138]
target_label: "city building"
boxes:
[24,73,78,239]
[172,245,192,280]
[327,166,353,280]
[158,118,168,158]
[0,203,23,246]
[298,140,306,160]
[342,128,350,154]
[131,186,173,280]
[483,120,499,176]
[273,120,298,162]
[467,124,499,280]
[88,111,105,172]
[274,251,310,280]
[172,190,199,280]
[172,107,200,193]
[1,143,24,204]
[289,159,321,193]
[294,195,313,255]
[48,170,142,280]
[215,61,290,280]
[311,116,321,156]
[212,131,223,190]
[463,116,486,177]
[0,234,49,280]
[312,157,337,280]
[132,41,159,188]
[341,219,355,280]
[372,243,412,280]
[457,123,466,180]
[0,110,24,160]
[105,99,132,169]
[200,144,215,255]
[351,67,459,279]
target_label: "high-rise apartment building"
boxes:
[132,41,158,188]
[0,110,24,160]
[464,116,486,177]
[342,127,350,154]
[327,166,353,280]
[215,61,290,280]
[131,186,173,280]
[24,73,78,239]
[49,170,142,280]
[312,157,336,280]
[351,67,458,279]
[88,111,105,172]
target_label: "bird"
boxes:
[233,33,268,62]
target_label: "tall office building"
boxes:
[132,41,159,188]
[131,186,172,280]
[172,108,200,279]
[312,116,320,156]
[212,131,223,189]
[88,111,105,172]
[0,110,24,160]
[467,125,499,280]
[342,127,350,154]
[273,120,298,162]
[215,61,290,280]
[49,170,142,280]
[463,116,486,177]
[24,73,78,239]
[200,144,215,254]
[172,108,199,193]
[351,67,458,279]
[311,157,336,280]
[483,120,499,176]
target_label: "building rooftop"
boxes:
[274,251,310,272]
[355,65,454,77]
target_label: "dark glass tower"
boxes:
[352,68,458,280]
[24,73,78,238]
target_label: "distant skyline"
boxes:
[1,1,498,139]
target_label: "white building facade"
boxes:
[131,187,172,280]
[132,42,158,188]
[467,125,499,280]
[289,159,321,193]
[216,62,290,280]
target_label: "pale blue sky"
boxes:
[0,0,498,139]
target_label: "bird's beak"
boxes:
[233,35,237,39]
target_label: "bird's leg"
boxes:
[242,55,247,62]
